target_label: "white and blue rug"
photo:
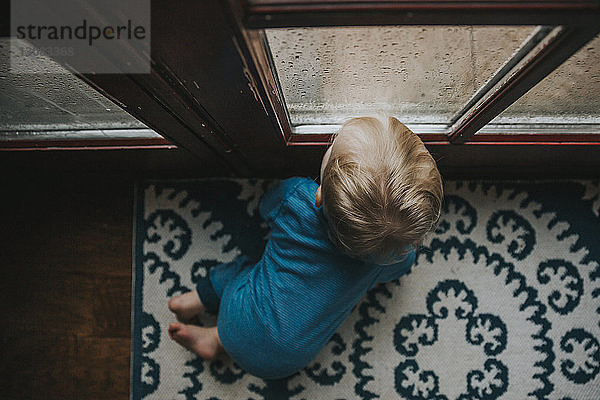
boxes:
[132,179,600,400]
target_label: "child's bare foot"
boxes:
[168,322,223,360]
[168,291,205,320]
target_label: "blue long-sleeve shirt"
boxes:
[209,177,415,379]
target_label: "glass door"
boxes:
[0,37,167,149]
[235,1,600,146]
[265,25,536,137]
[476,34,600,142]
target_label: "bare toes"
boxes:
[169,324,220,360]
[168,298,178,313]
[168,292,205,321]
[168,322,181,338]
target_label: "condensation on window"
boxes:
[0,38,159,140]
[266,26,534,127]
[491,34,600,125]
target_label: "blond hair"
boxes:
[321,115,443,263]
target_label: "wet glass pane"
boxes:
[265,25,534,132]
[489,33,600,128]
[0,38,160,139]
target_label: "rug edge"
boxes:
[130,181,146,400]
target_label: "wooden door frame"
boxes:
[239,1,600,27]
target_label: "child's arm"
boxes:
[259,177,305,225]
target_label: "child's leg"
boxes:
[168,322,224,360]
[215,272,318,380]
[194,255,255,314]
[168,255,255,320]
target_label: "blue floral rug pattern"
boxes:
[132,179,600,400]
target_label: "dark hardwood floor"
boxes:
[1,173,134,400]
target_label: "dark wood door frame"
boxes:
[77,0,329,176]
[240,0,600,28]
[0,137,174,151]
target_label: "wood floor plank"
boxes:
[75,337,131,400]
[0,176,133,277]
[2,270,96,337]
[0,175,134,400]
[93,275,132,338]
[2,334,78,400]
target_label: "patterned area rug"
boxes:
[132,179,600,400]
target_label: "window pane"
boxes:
[487,34,600,130]
[0,38,160,140]
[265,26,535,132]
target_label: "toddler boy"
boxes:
[167,115,443,379]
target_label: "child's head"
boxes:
[316,115,443,264]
